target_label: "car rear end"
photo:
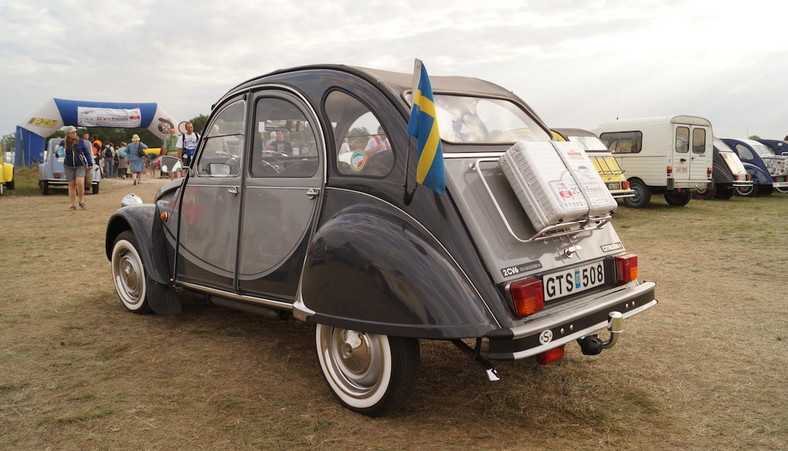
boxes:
[433,96,656,366]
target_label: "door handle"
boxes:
[228,186,239,196]
[680,158,687,162]
[306,188,320,199]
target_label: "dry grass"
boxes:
[0,175,786,450]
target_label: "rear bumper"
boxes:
[486,281,657,360]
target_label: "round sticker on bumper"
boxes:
[539,329,553,344]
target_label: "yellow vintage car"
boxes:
[0,141,14,195]
[552,128,635,199]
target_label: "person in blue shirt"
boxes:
[60,125,93,211]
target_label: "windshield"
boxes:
[568,135,608,152]
[407,93,550,145]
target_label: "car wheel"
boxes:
[92,183,99,195]
[714,186,735,200]
[776,186,788,194]
[693,183,716,200]
[315,324,419,417]
[664,190,692,206]
[41,181,49,195]
[111,230,153,314]
[623,179,650,208]
[6,169,13,190]
[736,184,758,197]
[758,185,774,196]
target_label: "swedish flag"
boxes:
[407,61,445,195]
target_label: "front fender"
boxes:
[301,202,498,340]
[105,204,172,285]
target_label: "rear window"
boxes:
[406,94,550,145]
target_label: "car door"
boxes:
[236,90,323,301]
[175,99,246,291]
[672,125,692,182]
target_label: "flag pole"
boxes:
[404,58,422,205]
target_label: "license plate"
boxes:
[543,261,605,301]
[606,182,621,190]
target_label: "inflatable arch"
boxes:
[15,98,176,166]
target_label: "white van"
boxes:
[593,115,713,208]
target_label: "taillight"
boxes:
[54,173,61,179]
[707,167,712,178]
[510,277,544,316]
[733,174,739,181]
[615,253,638,285]
[622,180,630,189]
[537,345,565,365]
[746,174,752,181]
[666,166,673,177]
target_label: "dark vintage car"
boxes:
[693,138,752,200]
[105,65,657,416]
[721,137,788,196]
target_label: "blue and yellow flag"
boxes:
[407,61,445,195]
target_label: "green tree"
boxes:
[190,114,209,134]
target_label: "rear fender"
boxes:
[741,162,772,185]
[301,204,498,339]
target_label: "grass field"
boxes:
[0,170,786,450]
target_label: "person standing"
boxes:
[125,134,148,186]
[103,143,115,178]
[161,128,180,179]
[116,142,128,178]
[177,122,200,177]
[60,126,93,211]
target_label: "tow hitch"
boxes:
[578,311,623,355]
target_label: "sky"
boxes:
[1,0,786,141]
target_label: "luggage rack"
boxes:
[471,158,611,243]
[587,154,625,177]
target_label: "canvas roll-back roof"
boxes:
[223,64,521,106]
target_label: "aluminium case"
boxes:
[499,141,617,231]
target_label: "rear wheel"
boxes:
[623,179,650,208]
[315,324,419,417]
[776,186,788,193]
[92,183,100,194]
[664,190,692,206]
[41,181,49,195]
[111,230,152,314]
[714,186,735,200]
[736,184,758,197]
[6,169,13,190]
[693,183,716,200]
[758,185,774,196]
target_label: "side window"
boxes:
[600,131,642,154]
[196,100,245,177]
[675,127,689,153]
[735,144,754,161]
[325,90,393,177]
[692,128,706,154]
[251,97,318,178]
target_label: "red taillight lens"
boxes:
[510,277,544,317]
[622,180,630,189]
[537,345,565,365]
[666,166,673,177]
[746,174,752,181]
[54,173,61,179]
[733,174,739,181]
[707,167,712,178]
[615,253,638,285]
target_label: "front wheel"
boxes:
[693,183,716,200]
[758,185,774,196]
[315,324,419,417]
[111,230,152,314]
[664,190,692,206]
